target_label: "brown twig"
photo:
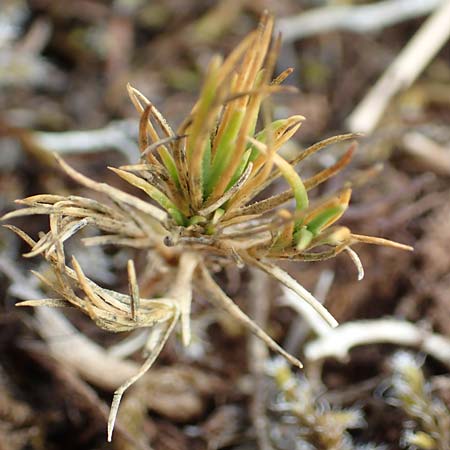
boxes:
[248,269,274,450]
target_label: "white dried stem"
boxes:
[106,330,150,359]
[127,259,139,321]
[347,0,450,133]
[34,307,139,389]
[198,263,303,369]
[305,318,450,369]
[277,0,443,43]
[32,120,139,161]
[283,269,335,355]
[402,131,450,176]
[281,284,333,339]
[167,252,199,347]
[344,247,365,281]
[108,311,179,441]
[246,255,338,328]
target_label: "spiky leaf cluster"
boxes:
[388,352,450,450]
[267,358,385,450]
[2,13,412,441]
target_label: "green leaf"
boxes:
[158,147,180,188]
[205,108,245,197]
[110,168,186,226]
[306,205,345,235]
[227,148,251,189]
[294,227,314,251]
[202,138,212,198]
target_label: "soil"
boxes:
[0,1,449,449]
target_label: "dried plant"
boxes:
[267,358,385,450]
[387,352,450,450]
[2,13,412,441]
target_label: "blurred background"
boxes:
[0,1,449,449]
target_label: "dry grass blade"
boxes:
[231,191,294,218]
[344,247,365,280]
[245,255,338,328]
[127,260,139,321]
[109,167,186,225]
[55,155,169,225]
[107,316,178,442]
[140,134,186,160]
[303,143,356,190]
[198,263,303,369]
[350,234,413,251]
[245,139,357,210]
[16,298,71,308]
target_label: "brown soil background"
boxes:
[0,1,449,449]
